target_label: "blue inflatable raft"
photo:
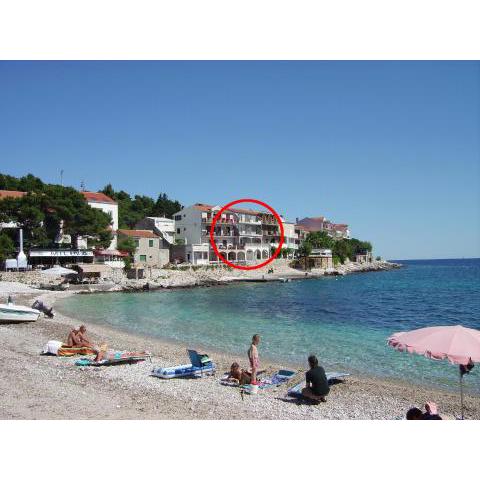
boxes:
[151,349,216,379]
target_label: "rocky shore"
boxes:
[0,259,402,293]
[1,281,479,420]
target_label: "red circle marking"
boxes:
[209,198,285,271]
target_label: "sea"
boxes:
[57,259,480,394]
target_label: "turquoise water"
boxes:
[57,259,480,394]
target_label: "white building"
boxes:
[172,203,282,265]
[135,217,175,246]
[81,191,118,249]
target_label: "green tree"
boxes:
[297,241,312,270]
[0,180,113,249]
[0,232,15,264]
[332,239,353,264]
[100,185,182,229]
[117,236,136,269]
[305,231,335,249]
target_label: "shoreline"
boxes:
[0,259,402,294]
[1,285,479,420]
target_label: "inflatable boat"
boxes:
[151,349,215,379]
[152,362,215,379]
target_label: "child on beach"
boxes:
[226,362,252,385]
[248,334,261,385]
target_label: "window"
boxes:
[149,239,153,247]
[139,255,147,262]
[174,215,182,221]
[135,239,139,247]
[176,228,180,234]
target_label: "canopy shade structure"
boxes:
[41,266,78,276]
[388,325,480,419]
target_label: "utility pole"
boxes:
[60,169,64,186]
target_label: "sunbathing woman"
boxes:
[93,344,149,362]
[226,362,252,385]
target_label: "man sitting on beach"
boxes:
[66,325,96,349]
[301,355,330,404]
[248,334,261,385]
[66,327,82,347]
[77,325,94,347]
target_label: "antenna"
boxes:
[80,180,86,192]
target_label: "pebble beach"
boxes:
[1,279,479,420]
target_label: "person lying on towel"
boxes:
[93,343,148,363]
[226,362,252,385]
[301,355,330,404]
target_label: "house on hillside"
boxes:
[80,191,118,249]
[297,216,351,239]
[134,217,175,247]
[355,250,372,264]
[117,229,169,268]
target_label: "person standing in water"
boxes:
[248,334,261,385]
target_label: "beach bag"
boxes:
[198,354,211,366]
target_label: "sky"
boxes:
[0,61,479,260]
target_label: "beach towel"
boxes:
[42,340,97,357]
[287,372,350,398]
[75,352,150,367]
[239,369,297,393]
[42,340,63,355]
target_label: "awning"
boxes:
[76,264,112,273]
[42,266,78,276]
[94,249,129,257]
[30,249,94,258]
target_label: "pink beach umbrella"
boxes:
[388,325,480,419]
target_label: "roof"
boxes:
[0,190,27,200]
[94,249,129,257]
[76,264,112,273]
[192,203,270,216]
[118,229,159,238]
[81,191,117,204]
[193,203,214,212]
[297,217,327,231]
[295,224,311,231]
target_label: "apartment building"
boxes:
[297,216,351,239]
[172,203,288,265]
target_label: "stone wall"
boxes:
[0,271,63,287]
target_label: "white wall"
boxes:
[87,201,118,249]
[173,206,204,245]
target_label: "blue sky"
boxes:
[0,61,478,259]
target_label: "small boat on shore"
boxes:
[0,300,41,323]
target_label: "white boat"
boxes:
[0,302,41,323]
